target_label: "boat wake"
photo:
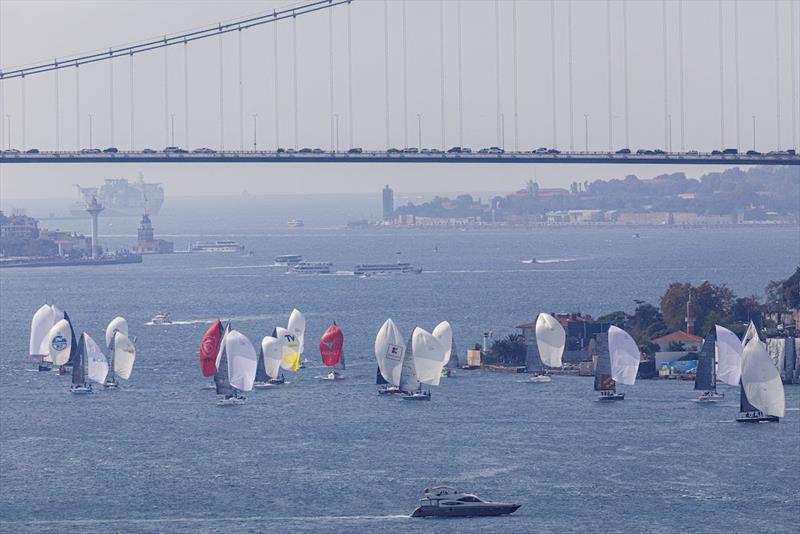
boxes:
[145,313,284,326]
[521,257,581,264]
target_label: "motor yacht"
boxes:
[411,487,521,518]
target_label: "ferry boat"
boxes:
[290,261,333,274]
[354,262,421,276]
[287,219,305,228]
[274,254,303,266]
[190,240,245,253]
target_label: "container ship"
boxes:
[70,173,164,217]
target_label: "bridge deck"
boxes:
[1,150,798,165]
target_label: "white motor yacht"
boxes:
[411,487,521,518]
[151,312,172,325]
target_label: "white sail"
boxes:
[535,313,566,368]
[112,332,136,380]
[105,316,128,349]
[224,330,258,392]
[715,325,743,386]
[413,327,448,386]
[607,325,640,386]
[30,304,60,358]
[374,318,406,386]
[288,308,306,355]
[47,319,73,366]
[398,331,420,393]
[741,336,785,418]
[83,333,109,385]
[276,326,301,371]
[432,321,453,364]
[261,336,283,379]
[742,321,761,349]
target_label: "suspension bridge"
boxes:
[1,0,798,166]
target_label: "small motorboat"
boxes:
[697,391,724,402]
[322,370,345,381]
[70,384,93,395]
[735,411,780,423]
[151,312,172,325]
[268,375,286,385]
[402,390,431,401]
[521,258,537,264]
[298,358,310,369]
[378,385,402,395]
[411,487,521,518]
[528,373,551,383]
[598,390,625,401]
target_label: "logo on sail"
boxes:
[385,344,403,361]
[51,335,68,352]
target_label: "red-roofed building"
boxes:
[652,331,703,352]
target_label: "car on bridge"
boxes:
[80,148,101,154]
[103,147,118,153]
[387,147,401,154]
[447,146,462,153]
[615,148,631,154]
[479,147,503,154]
[164,146,188,154]
[298,147,313,153]
[25,148,40,154]
[533,147,549,154]
[312,148,324,154]
[547,148,560,154]
[347,147,363,154]
[193,147,216,154]
[2,149,20,154]
[746,150,762,156]
[142,148,156,154]
[722,148,738,155]
[403,147,419,153]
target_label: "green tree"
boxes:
[765,267,800,311]
[488,334,526,366]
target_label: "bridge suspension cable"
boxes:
[662,0,669,151]
[0,0,352,80]
[550,0,557,150]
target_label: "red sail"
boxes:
[319,323,344,367]
[200,320,223,377]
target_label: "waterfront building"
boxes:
[0,209,39,240]
[382,185,394,221]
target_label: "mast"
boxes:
[108,332,116,384]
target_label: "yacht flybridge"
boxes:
[410,487,521,518]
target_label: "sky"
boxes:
[0,0,798,199]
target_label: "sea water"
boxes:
[1,196,798,532]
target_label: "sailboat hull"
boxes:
[378,386,402,395]
[104,380,119,389]
[598,392,625,401]
[70,385,93,395]
[697,392,724,402]
[37,364,51,372]
[216,397,246,406]
[736,413,779,423]
[402,392,431,401]
[253,382,274,389]
[528,374,551,383]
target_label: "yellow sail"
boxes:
[282,351,300,372]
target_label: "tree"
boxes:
[488,334,526,366]
[765,267,800,311]
[659,281,736,335]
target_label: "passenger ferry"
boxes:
[353,261,422,276]
[290,261,333,274]
[190,240,245,253]
[274,254,303,266]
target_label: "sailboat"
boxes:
[214,324,258,406]
[402,326,448,401]
[736,333,784,423]
[694,325,742,402]
[530,313,566,383]
[375,318,406,394]
[287,308,306,369]
[70,333,109,394]
[46,312,78,375]
[274,326,301,383]
[30,303,63,371]
[200,320,224,389]
[320,322,345,380]
[596,325,640,401]
[254,334,282,388]
[433,321,454,378]
[103,316,136,388]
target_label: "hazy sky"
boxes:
[1,0,798,199]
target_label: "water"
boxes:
[1,197,798,532]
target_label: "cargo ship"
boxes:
[70,173,164,217]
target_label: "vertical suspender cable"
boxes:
[568,0,574,151]
[606,0,613,152]
[512,0,518,152]
[678,0,685,151]
[0,78,4,150]
[55,66,59,151]
[75,66,80,150]
[718,1,725,148]
[130,53,134,150]
[774,0,781,150]
[495,0,501,148]
[662,0,669,151]
[109,54,115,147]
[21,75,26,151]
[219,31,225,151]
[402,0,408,149]
[791,0,797,150]
[734,0,740,150]
[239,28,244,151]
[347,1,354,149]
[184,41,189,149]
[274,18,280,150]
[622,0,629,150]
[384,0,390,150]
[329,8,335,152]
[457,0,464,149]
[550,0,557,149]
[439,0,445,150]
[292,13,299,150]
[164,39,169,147]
